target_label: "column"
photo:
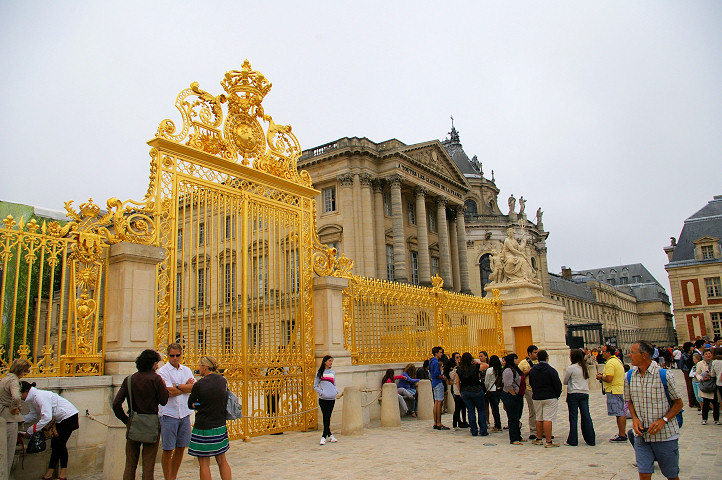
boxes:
[388,175,408,283]
[338,173,356,266]
[449,211,460,292]
[415,187,431,286]
[436,197,452,289]
[455,207,472,294]
[352,172,365,274]
[373,179,387,279]
[359,173,376,277]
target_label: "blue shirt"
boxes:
[429,357,443,388]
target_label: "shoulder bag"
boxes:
[226,388,243,420]
[126,375,161,443]
[26,424,46,454]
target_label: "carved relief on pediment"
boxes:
[407,148,455,181]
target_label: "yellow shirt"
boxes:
[603,356,625,395]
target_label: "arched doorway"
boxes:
[479,253,491,297]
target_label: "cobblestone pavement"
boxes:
[75,370,720,479]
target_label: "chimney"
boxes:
[561,266,572,280]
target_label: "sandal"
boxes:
[438,425,450,430]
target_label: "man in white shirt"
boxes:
[157,343,195,480]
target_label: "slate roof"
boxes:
[667,195,722,264]
[441,126,479,176]
[574,263,662,288]
[548,272,595,301]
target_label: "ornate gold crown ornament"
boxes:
[156,60,311,187]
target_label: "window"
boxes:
[407,202,416,225]
[289,249,300,292]
[198,223,205,246]
[177,229,183,250]
[428,211,436,232]
[176,272,182,311]
[197,268,206,307]
[632,275,641,283]
[225,327,232,351]
[384,192,391,216]
[712,312,722,338]
[224,263,236,303]
[619,277,628,285]
[706,277,721,298]
[283,319,295,345]
[253,256,267,297]
[607,278,616,285]
[464,199,478,217]
[225,215,234,239]
[410,252,419,284]
[386,245,395,281]
[702,245,714,259]
[323,187,336,213]
[197,330,205,352]
[431,257,439,277]
[248,323,261,348]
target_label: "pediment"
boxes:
[693,235,720,244]
[396,142,468,188]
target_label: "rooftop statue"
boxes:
[518,196,526,216]
[507,194,516,215]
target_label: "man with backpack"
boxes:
[626,340,683,480]
[518,345,539,440]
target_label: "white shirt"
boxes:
[23,387,79,435]
[157,362,195,418]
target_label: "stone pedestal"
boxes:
[416,379,433,421]
[380,383,401,427]
[341,386,363,435]
[104,242,165,376]
[498,291,568,374]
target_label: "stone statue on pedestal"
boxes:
[488,228,540,286]
[507,194,516,215]
[536,208,543,229]
[518,196,526,216]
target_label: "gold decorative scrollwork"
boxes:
[156,60,312,187]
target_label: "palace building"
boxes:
[297,125,549,296]
[664,195,722,342]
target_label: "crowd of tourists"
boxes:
[378,338,721,480]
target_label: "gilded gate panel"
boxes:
[150,61,321,439]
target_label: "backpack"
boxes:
[625,368,683,428]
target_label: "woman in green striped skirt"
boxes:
[188,356,231,479]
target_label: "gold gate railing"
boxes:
[341,275,505,365]
[149,61,325,439]
[0,199,157,376]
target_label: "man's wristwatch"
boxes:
[174,383,179,389]
[662,416,669,423]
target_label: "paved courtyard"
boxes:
[76,370,719,480]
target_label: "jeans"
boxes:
[566,393,595,446]
[501,391,523,443]
[398,387,416,412]
[452,394,467,427]
[319,399,335,437]
[461,389,487,435]
[487,390,501,429]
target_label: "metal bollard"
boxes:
[341,385,363,435]
[380,382,401,427]
[416,379,433,421]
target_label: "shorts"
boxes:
[432,383,444,401]
[532,398,558,422]
[606,393,625,417]
[633,436,679,478]
[160,415,192,450]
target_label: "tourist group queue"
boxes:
[375,340,721,480]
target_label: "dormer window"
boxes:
[702,245,714,259]
[693,236,720,260]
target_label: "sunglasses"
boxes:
[169,354,181,358]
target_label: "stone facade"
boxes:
[549,264,675,352]
[298,126,549,296]
[664,195,722,343]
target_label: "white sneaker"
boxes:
[320,436,326,445]
[328,434,338,443]
[701,420,707,425]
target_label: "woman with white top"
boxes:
[314,355,339,445]
[696,349,720,425]
[563,349,595,446]
[484,355,503,432]
[21,381,80,480]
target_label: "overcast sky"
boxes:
[1,1,720,295]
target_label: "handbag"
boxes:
[42,418,58,439]
[26,424,46,454]
[699,376,717,393]
[125,375,161,443]
[226,388,243,420]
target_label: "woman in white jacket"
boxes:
[21,381,80,480]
